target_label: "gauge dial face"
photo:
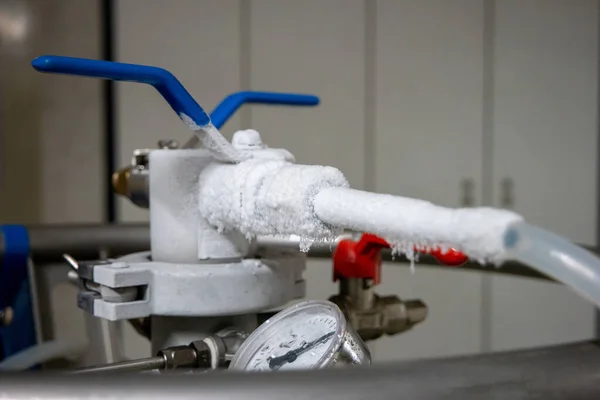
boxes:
[230,300,345,372]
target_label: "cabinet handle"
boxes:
[500,177,514,209]
[460,178,475,207]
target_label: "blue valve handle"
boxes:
[32,55,212,127]
[32,55,320,129]
[211,91,319,129]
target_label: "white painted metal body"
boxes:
[96,140,311,351]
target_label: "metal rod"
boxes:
[70,356,165,374]
[17,223,600,280]
[2,341,600,399]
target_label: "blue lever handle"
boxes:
[211,91,319,129]
[32,55,321,131]
[32,55,211,127]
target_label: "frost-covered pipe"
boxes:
[198,159,350,246]
[313,187,523,264]
[199,153,600,309]
[313,187,600,309]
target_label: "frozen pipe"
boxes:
[313,187,522,264]
[199,157,600,309]
[198,159,350,247]
[314,187,600,309]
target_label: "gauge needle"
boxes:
[268,331,335,370]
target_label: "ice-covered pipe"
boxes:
[199,151,600,310]
[313,188,600,309]
[198,159,349,246]
[313,187,523,264]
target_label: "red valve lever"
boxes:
[333,233,388,285]
[333,234,469,284]
[425,247,468,266]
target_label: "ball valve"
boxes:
[328,233,467,340]
[32,55,525,374]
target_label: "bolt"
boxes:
[189,340,212,369]
[108,261,128,269]
[158,139,179,150]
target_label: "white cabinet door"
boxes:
[491,0,598,351]
[248,0,366,188]
[373,0,485,360]
[115,0,243,222]
[248,0,368,353]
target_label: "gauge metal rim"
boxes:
[229,300,347,371]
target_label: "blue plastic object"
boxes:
[32,56,320,130]
[210,91,319,129]
[32,55,211,127]
[0,224,35,362]
[0,225,30,309]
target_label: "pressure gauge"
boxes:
[229,300,370,371]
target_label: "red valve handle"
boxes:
[333,233,388,285]
[425,247,469,266]
[333,234,468,284]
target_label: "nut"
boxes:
[189,340,212,369]
[158,346,197,372]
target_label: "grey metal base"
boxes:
[2,341,600,399]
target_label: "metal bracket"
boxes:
[78,252,305,321]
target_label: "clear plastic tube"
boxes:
[504,222,600,308]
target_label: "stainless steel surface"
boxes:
[26,224,150,262]
[339,278,375,310]
[71,356,165,374]
[203,328,249,368]
[2,342,600,399]
[26,258,43,344]
[20,224,563,281]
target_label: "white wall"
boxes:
[489,0,598,351]
[112,0,599,361]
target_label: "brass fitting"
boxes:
[111,149,150,208]
[329,278,427,341]
[112,166,132,197]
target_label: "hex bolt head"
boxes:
[158,346,198,372]
[157,139,179,150]
[108,261,129,269]
[189,340,212,369]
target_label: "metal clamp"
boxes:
[64,256,145,317]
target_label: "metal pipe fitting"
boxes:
[71,339,216,374]
[329,287,428,341]
[111,149,150,209]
